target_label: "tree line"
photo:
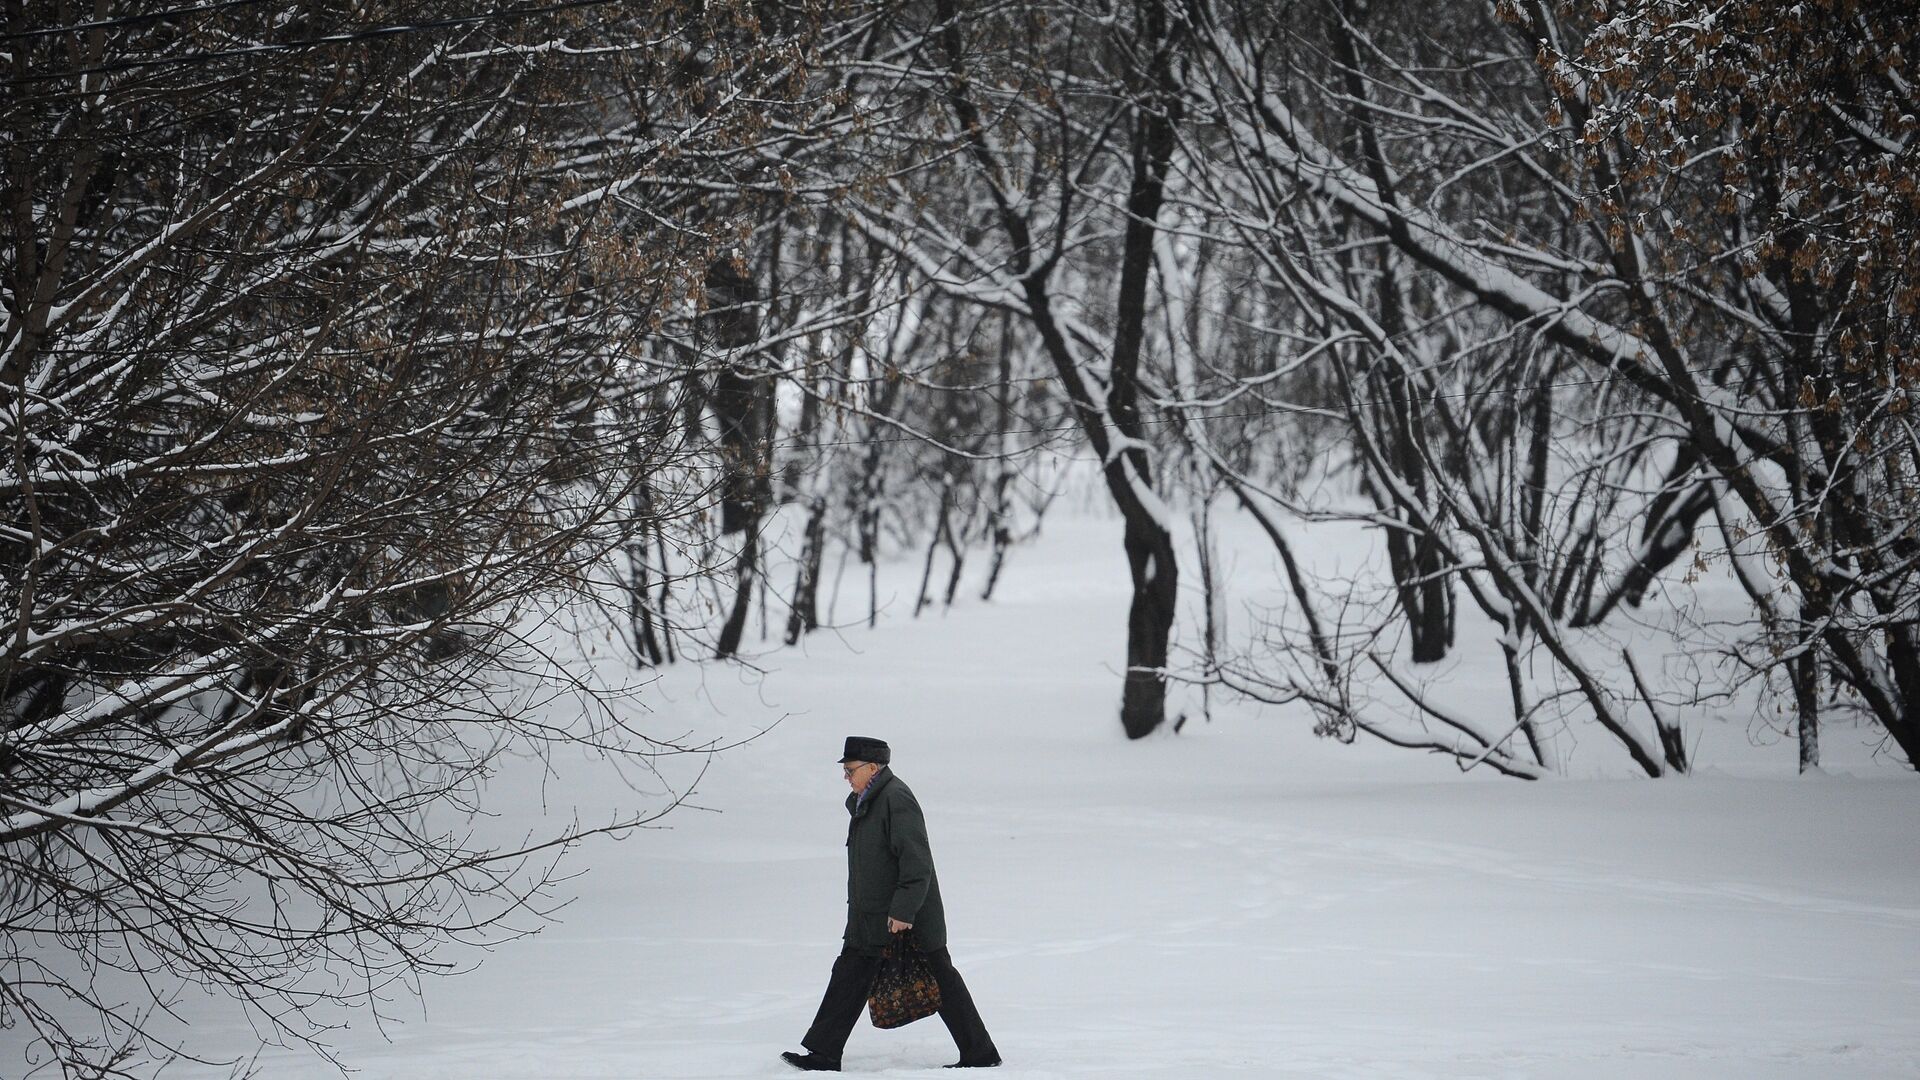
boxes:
[4,0,1914,1074]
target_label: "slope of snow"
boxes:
[148,507,1920,1079]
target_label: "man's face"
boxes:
[843,760,879,794]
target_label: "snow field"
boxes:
[166,507,1917,1079]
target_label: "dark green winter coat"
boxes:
[843,767,947,954]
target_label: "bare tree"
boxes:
[0,3,826,1074]
[1150,0,1915,773]
[832,0,1191,736]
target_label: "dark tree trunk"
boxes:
[1325,9,1458,667]
[1384,510,1456,663]
[932,0,1181,738]
[941,505,968,608]
[1873,626,1920,767]
[1193,492,1220,726]
[980,315,1016,602]
[712,366,761,535]
[655,524,678,664]
[716,529,758,659]
[758,554,769,642]
[706,259,770,660]
[626,484,664,665]
[785,495,828,645]
[1371,273,1453,664]
[1106,0,1183,739]
[1118,511,1179,739]
[1583,447,1717,627]
[1624,648,1687,775]
[1795,647,1821,773]
[979,467,1014,602]
[706,260,770,536]
[852,332,904,631]
[916,478,953,617]
[826,543,850,626]
[627,540,663,666]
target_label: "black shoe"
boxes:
[781,1051,842,1072]
[945,1057,1001,1068]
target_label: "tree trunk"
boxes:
[1193,490,1220,726]
[827,542,850,626]
[1106,0,1183,739]
[706,258,769,660]
[1118,511,1180,739]
[627,540,663,666]
[941,505,969,609]
[980,469,1014,602]
[981,313,1017,602]
[1371,259,1453,663]
[1795,648,1821,773]
[786,495,829,645]
[626,484,664,665]
[916,478,953,617]
[716,529,758,659]
[654,524,678,664]
[706,261,772,536]
[1624,648,1687,775]
[931,0,1182,738]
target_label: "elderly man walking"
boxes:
[781,736,1001,1072]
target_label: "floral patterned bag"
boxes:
[867,932,942,1029]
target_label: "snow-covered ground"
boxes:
[162,506,1917,1079]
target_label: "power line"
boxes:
[3,0,628,84]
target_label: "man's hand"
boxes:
[888,917,912,934]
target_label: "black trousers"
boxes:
[801,944,998,1063]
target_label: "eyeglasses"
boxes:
[841,763,873,777]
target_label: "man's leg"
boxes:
[801,948,883,1060]
[924,947,999,1063]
